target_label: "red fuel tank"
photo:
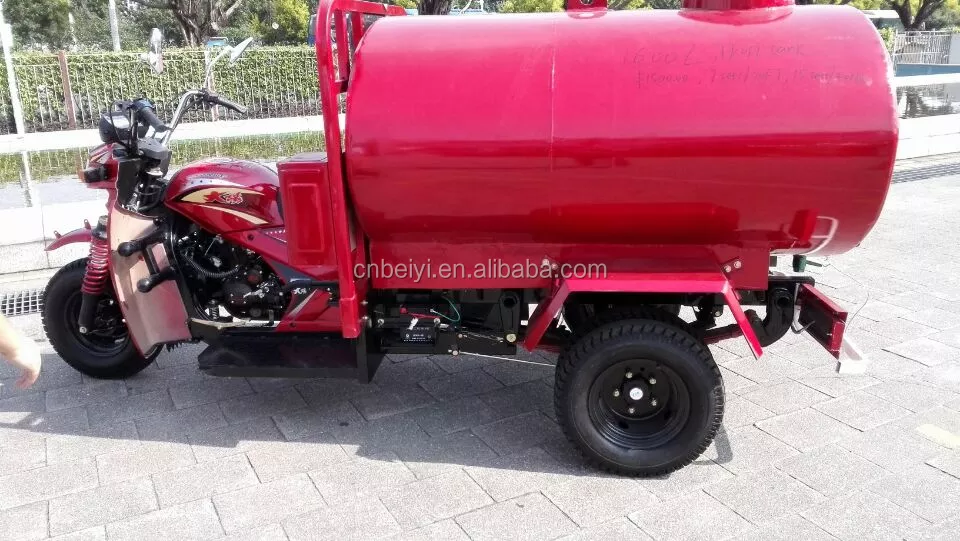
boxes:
[165,158,283,233]
[345,3,897,257]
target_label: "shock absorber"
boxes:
[78,216,110,334]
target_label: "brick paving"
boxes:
[1,175,960,540]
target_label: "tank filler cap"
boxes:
[565,0,607,11]
[682,0,793,9]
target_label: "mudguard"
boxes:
[46,226,93,251]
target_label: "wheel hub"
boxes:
[587,358,692,450]
[603,363,669,418]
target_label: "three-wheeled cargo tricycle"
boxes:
[39,0,897,476]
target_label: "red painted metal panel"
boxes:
[798,283,848,358]
[276,290,342,332]
[277,153,337,271]
[367,242,769,291]
[522,268,763,358]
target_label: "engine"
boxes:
[174,225,287,321]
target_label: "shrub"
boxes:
[0,46,319,133]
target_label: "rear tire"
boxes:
[41,258,158,379]
[555,317,723,476]
[564,302,682,334]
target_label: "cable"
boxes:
[814,254,871,326]
[431,296,461,323]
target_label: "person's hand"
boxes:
[7,338,41,389]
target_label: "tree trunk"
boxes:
[418,0,453,14]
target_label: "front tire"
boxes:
[555,317,723,477]
[41,258,158,379]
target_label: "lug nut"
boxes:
[625,371,633,379]
[649,378,657,385]
[613,389,621,397]
[651,399,659,407]
[628,407,636,414]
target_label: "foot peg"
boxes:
[137,266,176,293]
[118,228,163,257]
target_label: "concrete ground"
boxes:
[1,176,960,541]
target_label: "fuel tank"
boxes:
[345,2,898,256]
[165,158,282,233]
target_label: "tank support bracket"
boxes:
[523,270,763,359]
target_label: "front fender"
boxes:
[46,227,93,251]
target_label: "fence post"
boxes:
[0,20,24,134]
[57,51,77,129]
[19,151,34,207]
[108,0,121,52]
[205,49,219,121]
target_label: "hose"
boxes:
[178,243,241,279]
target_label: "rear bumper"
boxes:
[797,283,848,359]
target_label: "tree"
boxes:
[418,0,453,13]
[797,0,958,30]
[885,0,959,29]
[258,0,310,44]
[608,0,648,8]
[4,0,71,50]
[500,0,562,11]
[129,0,246,46]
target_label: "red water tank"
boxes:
[345,3,897,257]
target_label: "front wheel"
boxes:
[41,258,158,379]
[555,317,723,477]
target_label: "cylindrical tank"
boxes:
[345,3,897,256]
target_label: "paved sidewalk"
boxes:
[1,176,960,540]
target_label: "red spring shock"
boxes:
[78,217,110,334]
[81,235,110,295]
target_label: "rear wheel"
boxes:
[555,317,723,476]
[41,258,158,379]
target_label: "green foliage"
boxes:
[0,131,326,186]
[500,0,563,12]
[607,0,652,9]
[252,0,311,44]
[810,0,960,30]
[0,46,318,133]
[5,0,72,50]
[878,27,897,51]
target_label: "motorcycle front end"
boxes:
[40,29,253,378]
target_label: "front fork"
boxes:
[77,216,111,334]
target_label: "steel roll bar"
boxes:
[313,0,406,338]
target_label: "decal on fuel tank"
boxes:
[181,187,259,205]
[179,187,268,225]
[206,191,245,205]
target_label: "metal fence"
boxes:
[0,47,320,134]
[891,31,954,65]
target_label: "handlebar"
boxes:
[204,92,248,115]
[131,99,170,132]
[155,89,248,146]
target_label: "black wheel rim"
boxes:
[587,358,691,449]
[62,291,130,357]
